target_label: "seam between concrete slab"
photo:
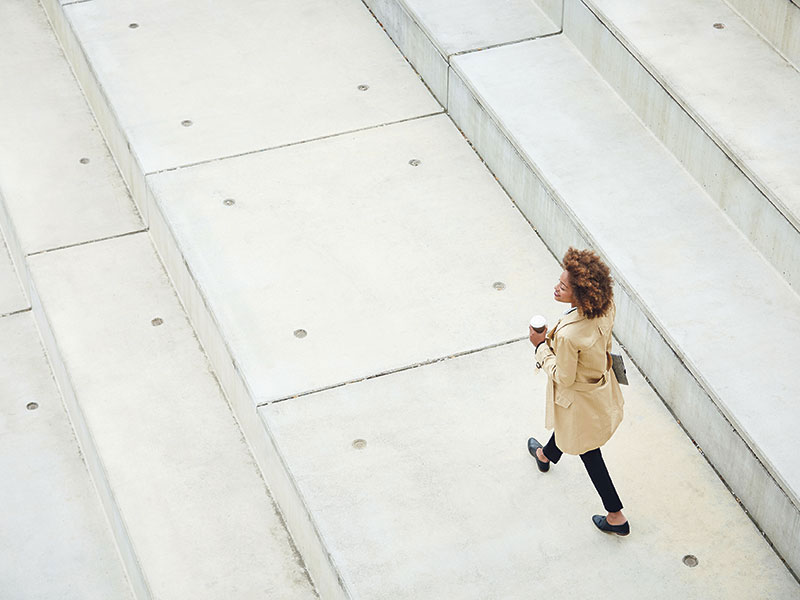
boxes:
[0,307,32,319]
[144,111,446,176]
[26,228,148,257]
[259,335,528,407]
[578,0,800,234]
[61,0,93,5]
[449,31,563,58]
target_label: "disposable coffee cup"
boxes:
[529,315,547,333]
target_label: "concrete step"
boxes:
[725,0,800,68]
[26,233,318,600]
[564,0,800,290]
[448,33,800,576]
[363,0,560,104]
[0,300,132,600]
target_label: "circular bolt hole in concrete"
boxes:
[357,84,369,91]
[181,119,193,127]
[79,157,90,164]
[713,22,725,29]
[408,159,421,167]
[151,317,164,327]
[352,439,367,449]
[683,555,699,568]
[223,198,236,206]
[27,402,39,411]
[294,329,307,338]
[129,23,139,29]
[493,281,506,290]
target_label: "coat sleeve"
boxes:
[535,333,579,388]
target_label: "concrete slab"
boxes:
[0,0,142,254]
[577,0,800,247]
[27,233,317,600]
[60,0,442,175]
[0,231,26,316]
[0,312,132,600]
[448,34,800,575]
[260,340,800,599]
[147,113,559,405]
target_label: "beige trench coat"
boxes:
[534,303,624,455]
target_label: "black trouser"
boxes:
[543,432,623,513]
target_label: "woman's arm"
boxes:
[535,335,579,387]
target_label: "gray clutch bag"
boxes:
[610,353,628,385]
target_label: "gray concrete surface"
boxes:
[449,33,800,575]
[261,340,800,599]
[26,233,317,600]
[0,0,141,255]
[0,311,132,600]
[567,0,800,289]
[148,113,557,404]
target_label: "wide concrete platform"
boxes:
[0,0,141,255]
[261,340,799,599]
[26,233,317,600]
[448,33,800,574]
[148,114,556,404]
[0,311,132,600]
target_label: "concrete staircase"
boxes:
[0,2,317,598]
[370,0,800,578]
[2,0,799,597]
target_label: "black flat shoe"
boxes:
[592,515,630,536]
[527,437,550,472]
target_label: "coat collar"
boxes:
[548,306,585,340]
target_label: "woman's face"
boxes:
[554,270,576,305]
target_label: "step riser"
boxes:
[447,64,800,575]
[563,0,800,290]
[40,0,150,226]
[363,0,449,106]
[146,187,349,599]
[725,0,800,69]
[0,188,30,301]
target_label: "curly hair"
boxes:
[562,247,614,319]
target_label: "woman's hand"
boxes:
[529,325,548,348]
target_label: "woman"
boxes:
[528,247,628,536]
